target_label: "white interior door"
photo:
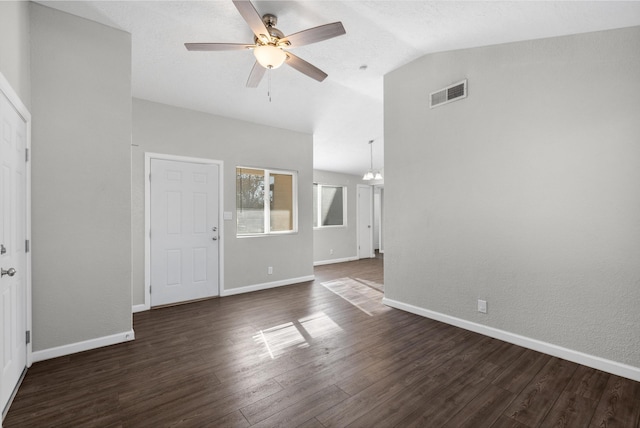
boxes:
[357,184,374,259]
[150,159,219,307]
[0,86,28,414]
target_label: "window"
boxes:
[313,184,346,228]
[236,167,297,236]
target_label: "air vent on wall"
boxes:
[430,79,467,108]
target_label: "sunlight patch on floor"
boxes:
[298,312,343,338]
[354,277,384,292]
[254,322,308,359]
[254,311,343,359]
[321,277,390,316]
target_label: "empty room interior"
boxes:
[1,1,640,426]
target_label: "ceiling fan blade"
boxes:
[283,22,346,47]
[285,52,328,82]
[246,61,266,88]
[185,43,253,51]
[232,0,271,43]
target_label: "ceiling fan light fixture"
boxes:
[254,44,286,69]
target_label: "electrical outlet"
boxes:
[329,249,334,255]
[478,299,487,314]
[268,266,273,275]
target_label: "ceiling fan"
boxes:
[185,0,346,87]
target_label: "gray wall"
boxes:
[30,4,132,351]
[313,170,362,264]
[384,26,640,368]
[0,1,31,108]
[132,98,313,305]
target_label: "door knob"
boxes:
[1,267,16,277]
[212,237,218,241]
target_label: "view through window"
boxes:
[313,184,346,227]
[236,167,297,236]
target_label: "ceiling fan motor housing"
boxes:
[262,13,278,28]
[255,14,285,44]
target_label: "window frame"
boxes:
[313,183,347,229]
[236,166,298,237]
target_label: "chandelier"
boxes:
[362,140,382,181]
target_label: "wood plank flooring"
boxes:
[5,255,640,427]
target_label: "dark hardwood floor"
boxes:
[5,254,640,427]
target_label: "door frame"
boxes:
[143,153,224,311]
[374,185,384,254]
[356,184,374,259]
[0,72,32,411]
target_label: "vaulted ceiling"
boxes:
[40,1,640,176]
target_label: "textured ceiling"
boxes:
[39,1,640,177]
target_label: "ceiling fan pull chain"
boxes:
[267,66,272,103]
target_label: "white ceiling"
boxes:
[39,1,640,177]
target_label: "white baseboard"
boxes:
[132,304,148,313]
[133,275,316,309]
[382,297,640,382]
[314,256,358,266]
[221,275,315,297]
[32,330,135,363]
